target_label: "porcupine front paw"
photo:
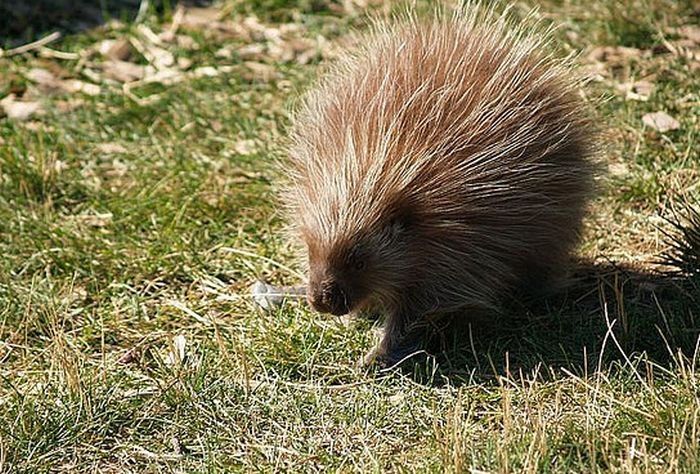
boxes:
[361,330,422,369]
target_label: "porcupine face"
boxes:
[304,217,411,316]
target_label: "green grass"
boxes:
[1,0,699,471]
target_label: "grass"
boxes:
[0,0,699,471]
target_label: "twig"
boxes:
[39,47,79,60]
[1,31,61,57]
[379,350,429,373]
[169,5,185,36]
[135,0,150,23]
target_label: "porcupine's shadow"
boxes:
[406,261,699,386]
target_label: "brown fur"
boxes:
[282,5,599,366]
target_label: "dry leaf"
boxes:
[62,80,101,96]
[181,6,221,27]
[55,98,85,113]
[21,121,47,132]
[72,212,113,227]
[122,69,184,105]
[148,68,183,83]
[118,347,141,365]
[237,43,266,61]
[587,46,643,64]
[130,37,174,70]
[242,16,267,41]
[210,120,223,132]
[215,46,234,59]
[581,63,607,82]
[296,48,317,65]
[105,38,133,61]
[266,42,294,62]
[0,94,43,121]
[388,393,406,405]
[288,38,317,63]
[234,139,257,155]
[176,57,193,70]
[26,67,57,86]
[678,25,700,44]
[175,35,199,50]
[26,67,66,94]
[26,67,100,96]
[97,39,116,56]
[102,60,146,82]
[642,111,680,132]
[180,7,249,40]
[96,142,128,154]
[618,80,654,101]
[193,66,219,77]
[608,162,630,177]
[242,61,278,81]
[631,80,654,97]
[105,159,129,179]
[165,334,187,366]
[279,23,304,36]
[149,45,175,69]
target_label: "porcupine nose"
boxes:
[308,280,350,316]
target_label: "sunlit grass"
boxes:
[0,0,698,471]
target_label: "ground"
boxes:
[0,0,699,472]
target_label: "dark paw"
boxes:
[361,340,423,370]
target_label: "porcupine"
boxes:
[281,4,599,367]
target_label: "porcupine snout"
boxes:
[307,278,350,316]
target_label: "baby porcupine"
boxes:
[282,5,598,367]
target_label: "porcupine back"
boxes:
[285,5,598,315]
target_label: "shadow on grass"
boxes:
[408,262,699,385]
[0,0,212,45]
